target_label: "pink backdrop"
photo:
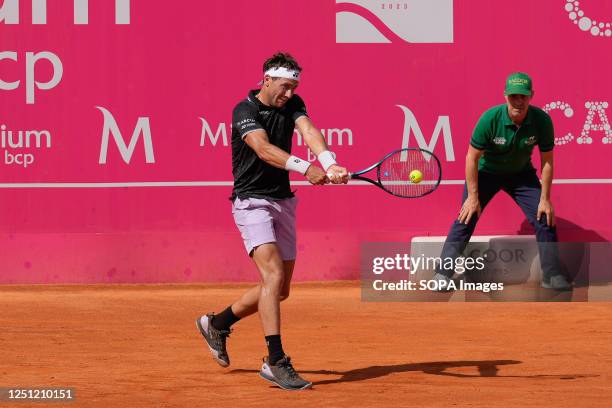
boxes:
[1,0,611,283]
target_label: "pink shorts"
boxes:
[232,197,297,260]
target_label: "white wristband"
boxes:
[285,155,311,175]
[317,150,337,171]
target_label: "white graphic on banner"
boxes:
[199,118,229,147]
[198,118,354,150]
[198,118,354,163]
[543,101,575,145]
[581,102,612,144]
[0,0,130,24]
[97,107,155,164]
[295,128,354,147]
[0,124,51,168]
[544,100,612,145]
[396,105,455,161]
[336,0,453,43]
[297,128,353,162]
[0,51,63,104]
[565,0,612,37]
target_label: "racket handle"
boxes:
[326,172,353,180]
[327,173,353,180]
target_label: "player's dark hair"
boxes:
[263,52,302,74]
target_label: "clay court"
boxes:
[2,282,611,407]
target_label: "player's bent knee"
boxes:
[262,270,285,289]
[279,291,290,302]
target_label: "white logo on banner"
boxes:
[198,117,354,149]
[97,107,155,164]
[0,124,51,168]
[198,117,354,163]
[0,0,131,24]
[565,0,612,37]
[543,101,575,145]
[544,100,612,145]
[0,51,63,104]
[199,118,229,147]
[580,102,612,144]
[396,105,455,161]
[336,0,453,43]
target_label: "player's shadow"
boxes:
[230,360,598,385]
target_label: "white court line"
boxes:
[0,179,611,188]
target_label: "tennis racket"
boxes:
[340,148,442,198]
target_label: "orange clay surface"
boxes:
[1,281,611,407]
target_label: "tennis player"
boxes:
[197,52,348,390]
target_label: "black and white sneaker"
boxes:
[431,272,456,292]
[196,314,231,367]
[541,275,573,291]
[259,355,312,390]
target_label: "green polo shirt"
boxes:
[470,104,554,174]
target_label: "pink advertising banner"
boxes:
[1,0,611,283]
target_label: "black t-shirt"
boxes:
[231,90,308,200]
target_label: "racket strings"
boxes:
[378,150,441,197]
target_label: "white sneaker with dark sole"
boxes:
[259,355,312,390]
[196,314,231,367]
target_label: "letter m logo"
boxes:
[396,105,455,161]
[97,106,155,164]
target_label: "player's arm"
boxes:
[458,145,484,224]
[537,114,556,226]
[538,150,555,227]
[295,116,348,184]
[459,112,490,224]
[243,130,327,185]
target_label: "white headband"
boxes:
[264,66,301,81]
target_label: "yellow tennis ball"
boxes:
[409,170,423,184]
